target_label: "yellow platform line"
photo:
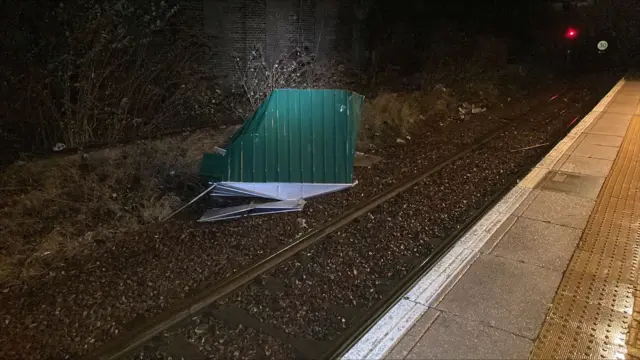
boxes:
[531,116,640,360]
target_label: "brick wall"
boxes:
[297,0,316,49]
[315,0,339,60]
[199,0,348,88]
[203,0,248,86]
[265,0,318,61]
[245,1,267,65]
[180,0,205,32]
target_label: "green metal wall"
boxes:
[200,88,364,184]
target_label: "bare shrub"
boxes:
[1,0,223,151]
[236,46,316,112]
[230,44,362,120]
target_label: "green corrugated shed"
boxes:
[200,88,364,184]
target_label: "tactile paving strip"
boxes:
[531,116,640,360]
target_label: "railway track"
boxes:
[83,75,615,360]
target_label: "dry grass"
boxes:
[358,82,469,148]
[0,127,236,284]
[357,42,512,150]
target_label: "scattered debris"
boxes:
[471,104,487,114]
[459,102,487,118]
[396,138,406,144]
[510,143,549,152]
[199,200,307,222]
[195,324,208,334]
[458,102,472,120]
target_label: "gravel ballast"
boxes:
[0,73,618,359]
[129,74,618,359]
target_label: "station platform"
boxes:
[344,78,640,360]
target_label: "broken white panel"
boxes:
[214,182,356,201]
[198,199,306,222]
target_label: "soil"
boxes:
[0,71,619,359]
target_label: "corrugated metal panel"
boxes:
[200,88,364,184]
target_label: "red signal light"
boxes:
[565,27,579,40]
